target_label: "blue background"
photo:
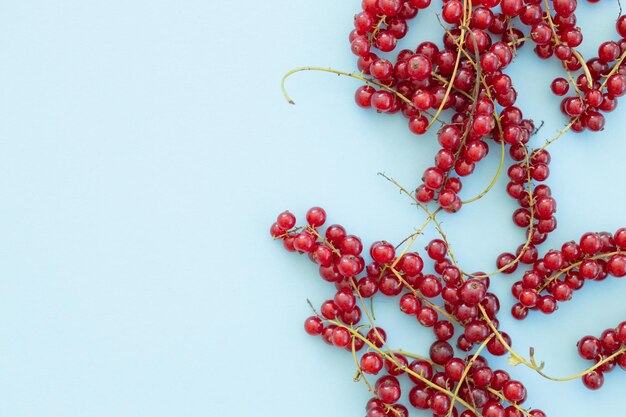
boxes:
[0,1,625,416]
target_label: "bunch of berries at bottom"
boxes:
[271,206,548,417]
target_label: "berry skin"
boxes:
[340,235,363,255]
[434,320,455,341]
[427,239,448,261]
[582,370,604,390]
[578,336,602,360]
[482,402,505,417]
[551,78,569,96]
[617,322,626,344]
[408,386,431,409]
[331,326,351,347]
[491,369,510,391]
[375,375,401,404]
[429,341,454,364]
[360,352,384,374]
[430,391,452,415]
[399,252,424,275]
[459,279,487,305]
[337,255,362,277]
[444,358,465,382]
[420,274,442,297]
[270,222,285,238]
[371,91,395,112]
[417,306,438,327]
[334,289,356,312]
[293,232,316,253]
[304,316,323,335]
[370,241,396,264]
[399,293,420,315]
[423,167,445,189]
[580,233,602,255]
[600,329,621,353]
[407,54,432,80]
[503,380,527,403]
[277,211,296,229]
[306,207,326,227]
[325,224,346,246]
[607,254,626,277]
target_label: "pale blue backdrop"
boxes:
[0,1,624,416]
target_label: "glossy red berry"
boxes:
[375,375,401,404]
[304,316,324,335]
[361,352,384,374]
[503,380,527,403]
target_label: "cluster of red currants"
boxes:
[271,206,547,417]
[548,16,626,132]
[496,147,555,273]
[351,0,540,213]
[509,230,626,319]
[274,0,626,412]
[350,0,626,216]
[576,321,626,389]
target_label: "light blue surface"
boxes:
[0,1,625,416]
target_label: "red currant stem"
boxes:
[480,308,626,389]
[564,66,583,98]
[542,0,561,46]
[478,304,543,371]
[538,117,578,152]
[306,225,341,256]
[394,350,535,417]
[534,346,626,382]
[350,280,394,354]
[378,169,531,278]
[396,348,534,417]
[367,15,387,43]
[438,146,535,279]
[350,324,375,390]
[599,49,626,91]
[281,66,445,124]
[326,318,481,414]
[484,387,535,417]
[377,172,422,208]
[445,26,483,189]
[388,265,461,325]
[461,138,505,204]
[349,329,402,417]
[385,405,402,417]
[306,298,322,317]
[431,72,474,100]
[393,349,432,363]
[427,0,471,129]
[447,334,495,417]
[541,0,586,92]
[350,282,458,416]
[461,70,506,205]
[273,225,306,240]
[505,19,521,56]
[369,296,376,321]
[388,203,442,257]
[571,49,594,89]
[507,37,532,47]
[538,250,626,292]
[427,29,506,206]
[281,66,409,106]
